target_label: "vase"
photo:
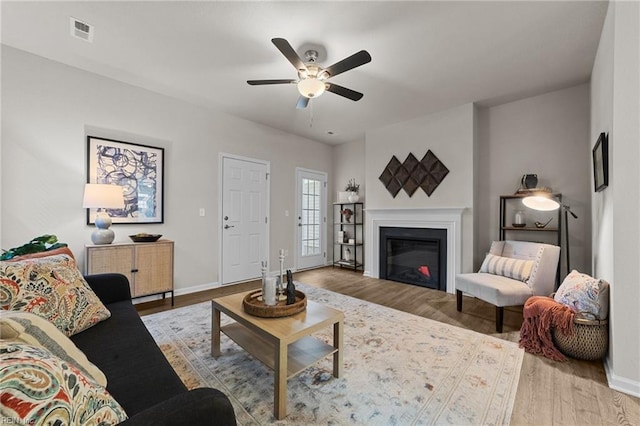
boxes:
[348,193,360,203]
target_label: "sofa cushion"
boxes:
[0,254,111,336]
[0,311,106,386]
[554,270,609,320]
[479,253,534,283]
[70,300,187,416]
[0,343,127,426]
[456,272,533,306]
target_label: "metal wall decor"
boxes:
[379,150,449,198]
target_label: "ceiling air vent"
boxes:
[70,17,93,42]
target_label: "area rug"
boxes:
[142,283,523,425]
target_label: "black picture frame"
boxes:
[87,136,164,224]
[592,132,608,192]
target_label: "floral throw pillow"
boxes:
[0,343,127,426]
[0,311,107,386]
[554,270,610,320]
[0,254,111,336]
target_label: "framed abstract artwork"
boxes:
[592,132,608,192]
[86,136,164,224]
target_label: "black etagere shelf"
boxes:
[332,202,364,271]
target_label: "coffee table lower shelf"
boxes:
[222,323,337,378]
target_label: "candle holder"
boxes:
[278,250,287,301]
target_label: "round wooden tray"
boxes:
[242,289,307,318]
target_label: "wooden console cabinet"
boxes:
[85,239,174,305]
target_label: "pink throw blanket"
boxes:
[519,296,574,361]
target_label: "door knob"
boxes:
[224,224,235,229]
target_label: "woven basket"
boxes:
[242,290,306,318]
[552,317,609,361]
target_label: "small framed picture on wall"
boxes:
[592,132,608,192]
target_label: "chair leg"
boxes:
[456,290,463,312]
[496,307,504,333]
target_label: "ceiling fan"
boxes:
[247,38,372,109]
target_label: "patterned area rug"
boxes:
[142,283,523,425]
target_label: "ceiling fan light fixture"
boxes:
[297,78,326,98]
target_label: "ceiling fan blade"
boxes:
[247,79,297,86]
[271,38,308,73]
[326,83,364,101]
[296,96,310,109]
[323,50,371,78]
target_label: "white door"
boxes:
[221,156,269,284]
[296,168,327,270]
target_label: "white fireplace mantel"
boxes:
[364,208,464,294]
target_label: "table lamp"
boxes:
[83,183,125,244]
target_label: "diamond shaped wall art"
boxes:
[379,150,449,198]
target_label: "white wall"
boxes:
[476,84,592,273]
[591,0,640,396]
[364,103,475,273]
[1,46,333,291]
[332,138,365,203]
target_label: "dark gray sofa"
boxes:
[70,273,236,425]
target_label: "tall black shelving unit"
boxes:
[332,202,364,271]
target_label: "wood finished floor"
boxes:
[137,267,639,425]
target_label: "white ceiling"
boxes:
[1,1,608,145]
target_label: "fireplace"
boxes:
[380,227,447,291]
[365,208,463,294]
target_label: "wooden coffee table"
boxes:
[211,291,344,420]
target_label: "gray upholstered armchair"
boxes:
[456,240,560,332]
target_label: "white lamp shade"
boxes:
[297,78,326,98]
[82,184,125,209]
[522,195,560,211]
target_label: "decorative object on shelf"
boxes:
[278,249,287,301]
[345,178,360,202]
[83,183,125,245]
[344,247,352,261]
[338,230,347,243]
[242,289,307,318]
[523,189,578,275]
[534,218,553,229]
[87,136,164,224]
[379,150,449,198]
[337,191,350,202]
[286,269,296,305]
[129,233,162,243]
[592,132,608,192]
[0,235,68,261]
[341,208,353,223]
[521,174,538,190]
[348,238,355,244]
[513,210,526,227]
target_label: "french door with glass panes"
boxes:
[295,168,327,270]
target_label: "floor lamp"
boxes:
[522,191,578,276]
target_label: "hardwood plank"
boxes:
[136,266,640,424]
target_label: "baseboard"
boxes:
[131,281,220,304]
[604,355,640,397]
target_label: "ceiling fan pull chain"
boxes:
[309,100,314,128]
